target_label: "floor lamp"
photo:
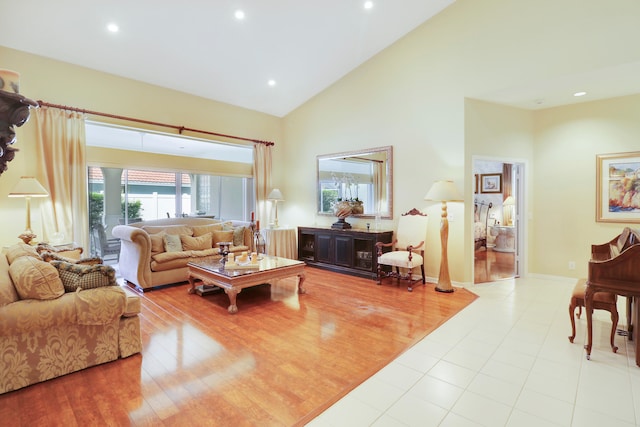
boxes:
[8,176,49,245]
[425,180,462,293]
[267,188,284,228]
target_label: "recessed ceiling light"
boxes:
[107,23,119,33]
[574,91,587,97]
[364,1,374,10]
[268,79,276,87]
[235,10,245,20]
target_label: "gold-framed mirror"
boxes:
[317,146,393,219]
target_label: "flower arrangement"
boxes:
[331,172,360,202]
[330,172,364,216]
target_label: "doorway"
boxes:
[473,159,523,283]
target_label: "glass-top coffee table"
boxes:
[187,256,306,314]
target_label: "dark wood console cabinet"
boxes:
[298,226,393,279]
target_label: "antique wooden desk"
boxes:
[584,230,640,365]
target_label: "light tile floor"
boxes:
[307,276,640,426]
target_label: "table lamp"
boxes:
[425,180,462,293]
[268,188,284,228]
[8,176,49,244]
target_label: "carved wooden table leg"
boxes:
[188,275,197,294]
[225,288,240,314]
[298,272,307,294]
[584,284,594,360]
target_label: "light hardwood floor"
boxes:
[0,267,476,426]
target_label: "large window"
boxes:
[86,122,255,254]
[89,167,254,225]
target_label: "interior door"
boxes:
[473,159,524,283]
[513,163,523,277]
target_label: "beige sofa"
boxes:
[0,243,142,394]
[112,217,253,291]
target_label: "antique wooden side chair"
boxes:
[375,208,428,292]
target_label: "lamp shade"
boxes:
[503,195,515,206]
[267,188,284,201]
[8,176,48,197]
[424,180,462,202]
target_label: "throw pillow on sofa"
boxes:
[150,232,166,253]
[212,230,234,247]
[163,234,182,252]
[36,242,83,259]
[4,243,40,264]
[233,226,246,246]
[0,255,18,306]
[39,251,103,265]
[9,256,65,300]
[181,232,212,251]
[144,224,193,236]
[50,261,117,292]
[192,223,224,237]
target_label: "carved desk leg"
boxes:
[628,296,634,342]
[297,272,307,294]
[584,284,595,360]
[610,307,619,353]
[635,299,640,367]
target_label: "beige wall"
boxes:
[281,0,640,284]
[533,94,640,278]
[0,45,281,246]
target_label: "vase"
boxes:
[332,200,353,229]
[333,200,352,219]
[350,200,364,215]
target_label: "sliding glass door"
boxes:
[88,166,254,255]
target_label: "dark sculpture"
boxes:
[0,70,38,176]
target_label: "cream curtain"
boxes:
[34,107,89,250]
[502,163,512,200]
[253,143,272,227]
[502,163,514,226]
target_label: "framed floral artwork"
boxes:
[480,173,502,193]
[596,151,640,223]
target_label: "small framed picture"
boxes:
[480,173,502,193]
[596,151,640,223]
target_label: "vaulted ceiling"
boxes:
[0,0,454,117]
[2,1,639,120]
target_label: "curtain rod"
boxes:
[349,156,384,163]
[36,100,275,146]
